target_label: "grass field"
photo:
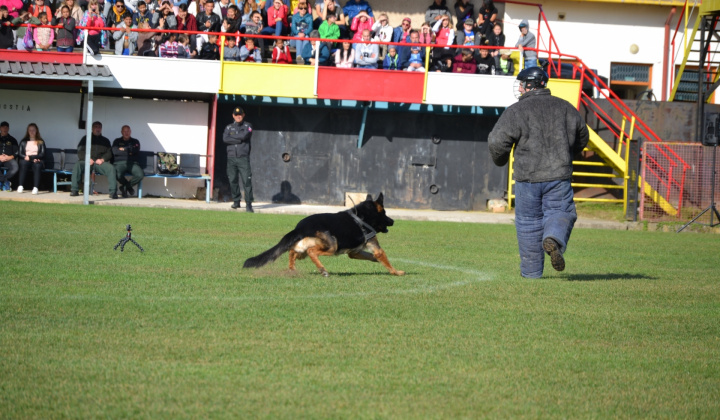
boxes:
[1,201,719,418]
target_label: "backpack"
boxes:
[157,152,183,175]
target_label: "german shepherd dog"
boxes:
[243,193,404,277]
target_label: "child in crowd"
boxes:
[371,12,391,59]
[199,33,220,59]
[0,6,14,50]
[350,9,372,41]
[159,31,179,57]
[272,38,293,64]
[240,36,262,62]
[475,47,495,74]
[452,48,476,73]
[113,14,137,55]
[54,5,76,52]
[382,45,400,70]
[431,51,453,72]
[334,40,354,68]
[496,49,514,75]
[177,33,194,57]
[223,36,241,61]
[405,45,424,72]
[33,12,54,50]
[318,12,339,41]
[419,21,433,44]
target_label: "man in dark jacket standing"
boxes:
[112,125,144,198]
[488,67,589,278]
[223,106,254,212]
[71,121,118,199]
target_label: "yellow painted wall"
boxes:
[220,63,316,98]
[548,79,582,107]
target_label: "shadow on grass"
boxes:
[564,273,658,282]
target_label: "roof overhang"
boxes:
[0,51,113,83]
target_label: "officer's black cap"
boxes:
[0,121,8,128]
[233,107,244,116]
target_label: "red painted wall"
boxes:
[317,68,424,103]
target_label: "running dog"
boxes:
[243,193,404,277]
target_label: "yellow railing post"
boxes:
[507,147,515,209]
[623,116,636,214]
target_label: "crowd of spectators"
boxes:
[0,0,533,73]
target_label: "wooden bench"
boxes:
[44,149,211,202]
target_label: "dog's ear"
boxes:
[376,193,384,206]
[365,194,373,201]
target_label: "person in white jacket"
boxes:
[353,29,378,68]
[370,12,392,60]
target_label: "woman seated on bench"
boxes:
[17,123,46,195]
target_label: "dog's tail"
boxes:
[243,230,303,269]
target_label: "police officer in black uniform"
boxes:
[223,106,254,212]
[0,121,19,191]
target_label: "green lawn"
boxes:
[1,201,718,418]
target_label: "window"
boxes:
[610,63,652,100]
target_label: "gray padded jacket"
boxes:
[488,88,589,183]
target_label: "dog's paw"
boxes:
[321,270,329,277]
[393,270,405,276]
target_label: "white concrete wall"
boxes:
[1,89,210,198]
[425,73,516,107]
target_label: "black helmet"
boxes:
[515,66,549,96]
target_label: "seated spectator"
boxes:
[291,0,311,14]
[70,121,116,198]
[133,1,153,26]
[486,22,504,58]
[453,0,474,31]
[223,35,240,60]
[382,45,400,70]
[334,39,354,67]
[108,0,132,28]
[240,0,261,25]
[318,12,339,42]
[111,125,144,198]
[419,21,433,44]
[176,3,197,52]
[455,17,477,50]
[177,33,195,56]
[301,29,329,65]
[213,0,231,19]
[33,12,54,50]
[432,13,454,51]
[198,32,220,58]
[342,0,372,26]
[261,0,288,36]
[159,31,180,56]
[240,36,262,61]
[16,123,45,195]
[53,6,78,53]
[315,0,343,30]
[430,50,453,72]
[241,9,263,33]
[353,28,378,69]
[12,12,41,51]
[0,7,14,50]
[475,46,496,73]
[55,0,83,24]
[496,48,514,75]
[349,9,372,41]
[391,16,410,43]
[290,0,312,56]
[28,0,51,18]
[405,44,424,72]
[1,0,21,18]
[152,0,177,29]
[399,30,425,70]
[263,0,288,10]
[476,0,497,39]
[426,0,450,25]
[113,14,138,54]
[272,38,293,63]
[370,12,391,58]
[221,4,241,33]
[0,121,18,192]
[452,48,476,73]
[196,0,221,49]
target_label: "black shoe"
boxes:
[120,186,128,198]
[231,201,240,209]
[542,237,565,272]
[110,192,118,199]
[127,186,135,197]
[246,203,254,213]
[69,191,79,197]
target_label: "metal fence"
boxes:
[640,142,719,222]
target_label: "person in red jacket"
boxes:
[260,0,287,36]
[452,49,477,74]
[28,0,51,18]
[272,38,293,64]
